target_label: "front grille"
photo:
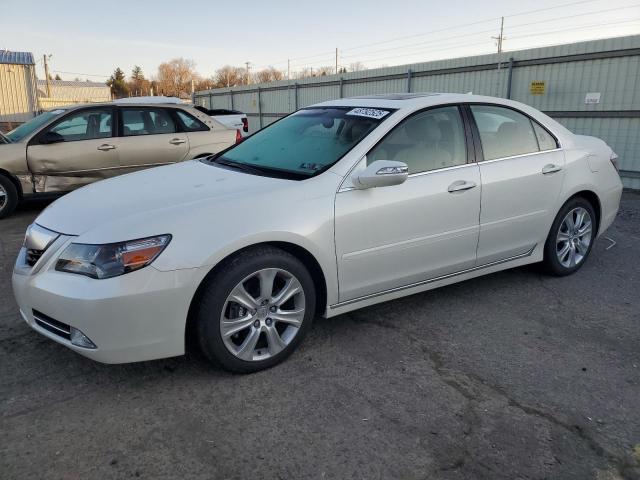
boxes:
[33,310,71,340]
[26,249,44,267]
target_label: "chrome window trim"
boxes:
[478,147,563,165]
[338,160,478,192]
[330,245,536,309]
[408,161,476,178]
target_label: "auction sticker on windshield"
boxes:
[346,108,390,120]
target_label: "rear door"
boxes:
[26,106,118,192]
[174,109,236,157]
[114,106,189,173]
[468,104,565,264]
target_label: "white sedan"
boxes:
[12,93,622,373]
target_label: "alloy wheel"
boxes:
[0,184,6,210]
[219,268,306,361]
[556,207,593,268]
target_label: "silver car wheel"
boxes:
[556,207,593,268]
[0,183,6,209]
[220,268,305,361]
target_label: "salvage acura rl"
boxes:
[12,93,622,373]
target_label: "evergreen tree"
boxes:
[106,67,129,98]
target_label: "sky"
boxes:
[1,0,639,82]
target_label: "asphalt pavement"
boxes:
[1,193,639,480]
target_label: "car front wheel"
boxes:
[195,246,316,373]
[543,197,597,276]
[0,175,19,219]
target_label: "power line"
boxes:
[52,70,110,78]
[340,0,604,53]
[339,18,638,66]
[340,3,639,61]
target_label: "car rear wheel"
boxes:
[195,246,315,373]
[543,197,596,276]
[0,175,19,219]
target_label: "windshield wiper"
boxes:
[207,156,309,180]
[210,157,270,175]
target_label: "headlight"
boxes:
[55,235,171,279]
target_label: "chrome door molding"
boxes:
[476,148,563,165]
[330,244,536,309]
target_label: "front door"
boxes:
[115,106,189,173]
[334,106,481,302]
[27,107,119,192]
[468,104,566,264]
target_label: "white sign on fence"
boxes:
[585,92,601,104]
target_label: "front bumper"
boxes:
[12,241,205,364]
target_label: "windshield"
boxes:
[211,107,392,178]
[6,109,66,142]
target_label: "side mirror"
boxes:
[352,160,409,189]
[40,131,64,144]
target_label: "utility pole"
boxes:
[335,47,338,75]
[492,17,505,53]
[43,54,51,97]
[287,59,290,80]
[245,62,251,85]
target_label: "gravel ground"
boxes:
[1,193,639,480]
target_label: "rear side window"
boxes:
[532,121,557,151]
[121,108,176,136]
[176,110,208,132]
[470,105,539,161]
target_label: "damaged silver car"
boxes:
[0,102,238,218]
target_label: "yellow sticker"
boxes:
[530,81,546,95]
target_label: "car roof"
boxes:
[46,101,194,112]
[311,92,528,110]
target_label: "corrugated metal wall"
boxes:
[195,35,640,188]
[0,63,38,125]
[37,82,112,110]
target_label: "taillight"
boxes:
[235,129,243,144]
[610,151,619,171]
[242,117,248,132]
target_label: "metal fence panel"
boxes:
[195,35,640,188]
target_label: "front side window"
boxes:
[368,106,467,174]
[213,107,390,178]
[470,105,539,160]
[46,109,113,142]
[7,109,66,142]
[122,108,176,136]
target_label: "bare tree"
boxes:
[254,66,284,84]
[315,66,334,76]
[156,58,199,97]
[213,65,248,88]
[349,62,366,72]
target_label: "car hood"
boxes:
[36,160,292,237]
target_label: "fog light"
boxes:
[70,327,97,349]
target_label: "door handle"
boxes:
[97,144,116,151]
[542,164,562,174]
[169,138,186,145]
[448,180,477,193]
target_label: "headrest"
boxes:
[497,122,519,137]
[405,116,441,142]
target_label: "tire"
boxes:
[195,246,316,373]
[542,197,597,276]
[0,175,19,220]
